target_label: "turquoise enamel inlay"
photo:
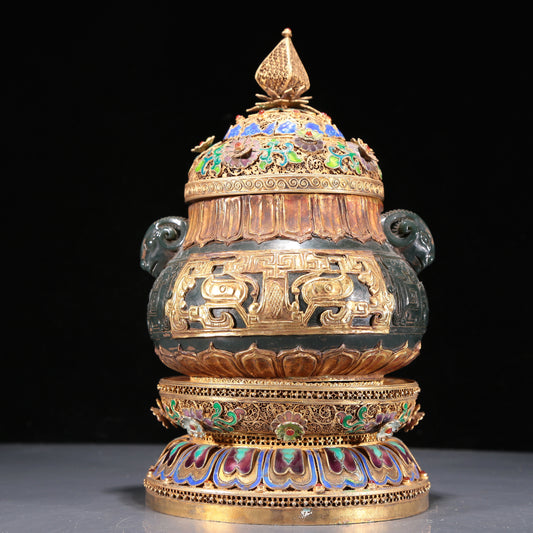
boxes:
[172,447,225,486]
[208,401,245,431]
[338,405,368,433]
[370,445,383,458]
[280,449,297,463]
[194,145,223,176]
[193,444,210,459]
[359,450,403,486]
[234,447,252,462]
[212,449,265,490]
[154,439,190,479]
[315,449,368,489]
[387,440,406,454]
[258,140,302,169]
[399,402,411,423]
[170,440,188,455]
[262,450,317,491]
[331,447,344,461]
[325,143,362,173]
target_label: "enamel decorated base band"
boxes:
[144,434,430,525]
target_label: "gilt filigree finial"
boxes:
[248,29,318,113]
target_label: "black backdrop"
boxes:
[4,3,531,451]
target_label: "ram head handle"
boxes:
[381,210,435,274]
[140,216,188,277]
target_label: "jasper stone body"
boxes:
[141,109,434,379]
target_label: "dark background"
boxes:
[4,4,531,451]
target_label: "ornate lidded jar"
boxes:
[141,29,434,525]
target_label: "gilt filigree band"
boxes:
[184,174,384,202]
[151,376,423,443]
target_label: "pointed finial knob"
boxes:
[282,28,292,38]
[248,29,319,113]
[254,28,310,101]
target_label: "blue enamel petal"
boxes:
[276,120,297,134]
[325,124,344,138]
[225,124,241,139]
[304,122,324,134]
[262,122,276,135]
[242,122,262,136]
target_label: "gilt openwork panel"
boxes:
[164,249,395,338]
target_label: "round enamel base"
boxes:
[144,433,430,525]
[145,480,430,525]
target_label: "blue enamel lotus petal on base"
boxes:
[144,434,430,525]
[315,447,368,489]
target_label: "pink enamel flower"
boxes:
[221,137,261,168]
[352,137,380,173]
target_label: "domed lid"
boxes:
[185,29,383,204]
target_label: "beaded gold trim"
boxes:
[157,376,420,402]
[200,432,379,447]
[144,476,430,508]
